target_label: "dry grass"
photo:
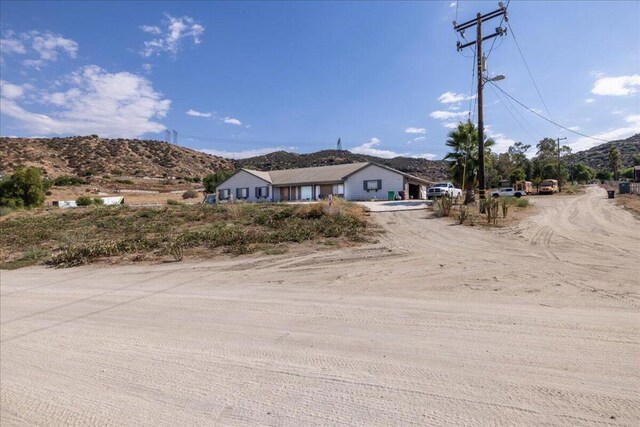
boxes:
[0,201,371,269]
[615,194,640,219]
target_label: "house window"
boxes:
[219,189,230,200]
[364,180,382,191]
[255,186,269,198]
[236,188,249,199]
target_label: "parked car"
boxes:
[490,187,527,198]
[427,182,462,199]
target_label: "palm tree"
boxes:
[444,121,495,191]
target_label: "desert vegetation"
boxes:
[432,194,532,226]
[0,200,371,269]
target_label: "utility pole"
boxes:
[557,136,567,192]
[454,3,507,207]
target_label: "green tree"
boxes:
[444,121,495,190]
[608,146,621,180]
[595,170,612,182]
[620,167,633,180]
[536,137,558,162]
[0,167,46,208]
[572,163,594,183]
[203,169,233,193]
[508,142,531,168]
[633,153,640,166]
[509,168,526,184]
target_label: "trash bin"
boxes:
[398,190,406,200]
[607,190,615,199]
[619,182,631,194]
[387,191,395,201]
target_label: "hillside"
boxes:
[0,136,232,178]
[569,134,640,170]
[235,150,450,181]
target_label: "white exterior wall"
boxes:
[343,165,405,201]
[217,170,272,202]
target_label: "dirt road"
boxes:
[1,186,638,426]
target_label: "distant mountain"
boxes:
[569,134,640,170]
[234,149,450,181]
[0,136,233,178]
[3,134,637,182]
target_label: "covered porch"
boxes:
[274,183,345,202]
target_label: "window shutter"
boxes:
[363,180,368,190]
[265,187,270,198]
[377,180,382,190]
[255,187,259,198]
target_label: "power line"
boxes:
[487,82,540,142]
[485,0,510,61]
[487,75,545,138]
[488,81,608,142]
[506,19,563,137]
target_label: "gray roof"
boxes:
[243,169,273,183]
[267,162,368,185]
[236,162,430,187]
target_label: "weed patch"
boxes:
[1,201,370,268]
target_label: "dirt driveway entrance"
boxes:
[2,186,638,426]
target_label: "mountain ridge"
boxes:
[1,134,638,181]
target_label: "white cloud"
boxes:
[0,65,170,137]
[0,36,26,55]
[0,30,78,68]
[140,25,162,35]
[443,122,459,129]
[449,2,457,8]
[407,136,426,144]
[625,114,640,123]
[569,114,640,151]
[223,117,242,126]
[404,127,426,134]
[200,147,287,159]
[568,126,580,131]
[438,91,466,104]
[592,74,640,96]
[140,14,204,57]
[584,98,595,104]
[350,138,405,158]
[141,63,153,73]
[430,110,469,120]
[186,109,212,118]
[484,125,516,154]
[0,80,27,99]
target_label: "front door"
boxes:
[280,187,290,201]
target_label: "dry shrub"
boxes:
[182,189,199,199]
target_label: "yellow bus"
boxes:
[539,179,559,194]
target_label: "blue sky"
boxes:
[1,1,638,159]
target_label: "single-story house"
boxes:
[216,162,431,202]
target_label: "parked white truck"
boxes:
[490,187,527,198]
[427,182,462,199]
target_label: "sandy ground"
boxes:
[1,186,639,426]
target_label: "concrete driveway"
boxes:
[355,199,432,212]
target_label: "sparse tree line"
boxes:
[445,122,639,196]
[0,166,235,213]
